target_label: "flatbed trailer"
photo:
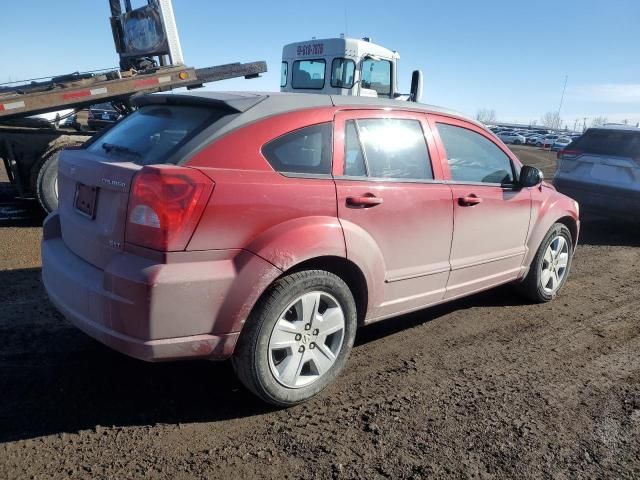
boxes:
[0,61,266,121]
[0,60,266,212]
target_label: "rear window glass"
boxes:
[90,102,114,110]
[345,118,433,180]
[87,105,219,165]
[569,129,640,158]
[291,60,326,89]
[262,123,332,175]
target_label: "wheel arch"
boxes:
[555,215,579,248]
[282,255,369,325]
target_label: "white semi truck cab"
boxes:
[281,37,422,102]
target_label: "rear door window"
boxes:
[344,118,433,180]
[569,129,640,158]
[87,105,220,165]
[291,60,326,89]
[262,123,333,175]
[436,123,514,184]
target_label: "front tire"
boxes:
[518,223,573,302]
[232,270,357,406]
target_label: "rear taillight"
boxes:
[558,149,581,160]
[125,166,214,251]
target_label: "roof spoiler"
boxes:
[131,93,266,113]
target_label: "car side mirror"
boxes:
[519,165,544,188]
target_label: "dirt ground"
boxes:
[0,146,638,479]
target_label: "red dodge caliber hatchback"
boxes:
[42,92,579,405]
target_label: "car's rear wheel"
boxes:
[518,223,573,302]
[232,270,357,406]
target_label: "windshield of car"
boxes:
[568,128,640,158]
[87,105,221,165]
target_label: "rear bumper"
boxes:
[47,288,239,362]
[553,177,640,218]
[41,213,279,362]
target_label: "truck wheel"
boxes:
[517,223,573,303]
[232,270,357,406]
[35,150,61,213]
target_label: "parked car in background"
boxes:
[527,134,543,145]
[537,134,559,147]
[42,92,579,406]
[551,137,572,151]
[87,102,120,130]
[554,125,640,220]
[497,131,526,144]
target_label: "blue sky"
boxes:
[2,0,639,127]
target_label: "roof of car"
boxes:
[133,90,480,128]
[590,124,640,131]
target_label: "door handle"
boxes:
[459,194,483,206]
[346,195,383,208]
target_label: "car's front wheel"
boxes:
[232,270,357,406]
[518,223,573,302]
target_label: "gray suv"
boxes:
[554,125,640,220]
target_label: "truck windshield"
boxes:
[87,105,219,165]
[361,58,391,96]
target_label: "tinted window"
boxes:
[361,59,391,96]
[291,60,326,89]
[344,120,367,176]
[87,105,219,165]
[569,128,640,158]
[346,118,432,180]
[436,123,514,184]
[90,102,115,111]
[331,58,355,88]
[262,123,332,175]
[280,61,288,87]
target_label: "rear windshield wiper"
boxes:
[101,142,142,158]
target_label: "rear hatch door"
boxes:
[560,128,640,191]
[57,101,237,269]
[58,150,139,269]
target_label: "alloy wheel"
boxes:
[268,291,345,388]
[540,235,569,294]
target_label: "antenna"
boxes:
[556,75,568,129]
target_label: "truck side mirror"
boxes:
[409,70,423,102]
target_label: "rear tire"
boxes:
[518,223,573,303]
[35,150,61,213]
[232,270,357,406]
